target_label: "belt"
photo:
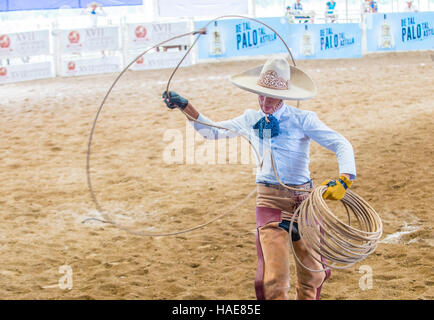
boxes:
[257,180,313,191]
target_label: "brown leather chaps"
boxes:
[255,182,329,300]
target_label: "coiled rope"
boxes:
[289,187,382,272]
[85,15,382,270]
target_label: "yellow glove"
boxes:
[321,175,353,200]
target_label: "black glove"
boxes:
[162,91,189,110]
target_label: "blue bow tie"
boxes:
[253,114,280,139]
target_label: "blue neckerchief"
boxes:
[253,114,280,139]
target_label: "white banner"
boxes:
[0,62,53,84]
[61,56,121,77]
[129,51,191,71]
[59,27,120,54]
[127,22,191,49]
[156,0,249,17]
[0,30,50,58]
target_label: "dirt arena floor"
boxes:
[0,51,433,300]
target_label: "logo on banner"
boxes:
[136,57,144,64]
[132,25,150,46]
[63,57,120,76]
[401,16,434,43]
[71,27,118,51]
[135,26,147,39]
[67,61,76,71]
[235,21,277,51]
[377,14,395,49]
[301,25,315,56]
[320,27,355,51]
[68,31,80,44]
[66,30,82,50]
[65,61,78,75]
[0,31,49,56]
[0,62,52,83]
[0,35,11,48]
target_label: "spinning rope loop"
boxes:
[86,15,382,271]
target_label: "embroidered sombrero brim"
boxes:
[230,65,317,100]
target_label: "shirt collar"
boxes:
[259,103,287,121]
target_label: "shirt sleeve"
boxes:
[302,112,357,180]
[191,112,248,140]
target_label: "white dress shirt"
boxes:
[191,103,356,185]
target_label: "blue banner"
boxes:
[287,23,362,60]
[366,12,434,52]
[195,17,290,60]
[0,0,142,12]
[0,1,8,11]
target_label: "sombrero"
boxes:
[87,2,102,7]
[230,56,317,100]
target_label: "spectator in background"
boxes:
[81,2,108,57]
[286,5,292,15]
[293,0,303,12]
[285,6,295,23]
[369,0,378,13]
[291,0,313,23]
[361,0,371,14]
[325,0,337,23]
[81,2,107,28]
[404,0,418,12]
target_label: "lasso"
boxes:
[85,15,382,271]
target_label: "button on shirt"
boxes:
[191,104,356,185]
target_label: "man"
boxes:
[404,0,418,12]
[285,6,295,24]
[292,0,311,23]
[285,5,292,16]
[369,0,378,13]
[361,0,372,21]
[81,2,107,28]
[325,0,337,23]
[293,0,303,12]
[162,57,356,300]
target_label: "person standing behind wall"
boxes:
[403,0,418,12]
[292,0,311,23]
[361,0,371,22]
[81,2,108,57]
[285,6,295,23]
[325,0,337,23]
[293,0,303,12]
[81,2,107,28]
[369,0,378,13]
[361,0,378,16]
[361,0,370,14]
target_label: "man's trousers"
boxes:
[255,182,330,300]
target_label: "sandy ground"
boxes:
[0,51,433,300]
